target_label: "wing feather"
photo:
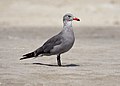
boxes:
[42,34,62,53]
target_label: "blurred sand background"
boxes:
[0,0,120,27]
[0,0,120,86]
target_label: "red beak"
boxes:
[73,17,80,21]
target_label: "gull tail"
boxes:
[20,47,43,60]
[20,52,35,60]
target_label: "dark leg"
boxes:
[57,54,61,66]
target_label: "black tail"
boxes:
[20,47,44,60]
[20,52,35,60]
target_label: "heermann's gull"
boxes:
[20,13,80,66]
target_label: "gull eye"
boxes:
[68,15,71,18]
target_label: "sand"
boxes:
[0,0,120,27]
[0,26,120,86]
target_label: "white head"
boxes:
[63,13,80,27]
[63,13,80,22]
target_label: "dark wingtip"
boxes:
[20,58,22,60]
[20,57,24,60]
[20,58,23,60]
[19,55,26,60]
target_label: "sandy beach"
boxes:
[0,26,120,86]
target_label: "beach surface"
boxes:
[0,26,120,86]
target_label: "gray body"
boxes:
[37,22,75,56]
[20,13,80,66]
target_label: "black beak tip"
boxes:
[77,19,80,21]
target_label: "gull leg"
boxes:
[57,54,61,66]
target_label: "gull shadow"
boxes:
[33,62,79,67]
